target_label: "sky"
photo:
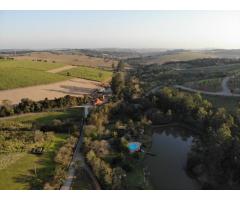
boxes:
[1,10,240,49]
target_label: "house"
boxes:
[94,98,104,106]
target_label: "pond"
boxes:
[144,126,200,189]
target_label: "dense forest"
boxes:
[82,61,240,189]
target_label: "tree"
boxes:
[112,62,115,70]
[111,72,125,99]
[116,60,125,72]
[123,76,141,101]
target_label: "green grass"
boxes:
[0,60,64,71]
[0,60,69,90]
[59,66,112,82]
[1,107,83,124]
[0,134,67,189]
[0,108,83,189]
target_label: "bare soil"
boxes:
[0,78,100,104]
[14,52,117,68]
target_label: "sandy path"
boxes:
[47,65,78,73]
[0,78,100,105]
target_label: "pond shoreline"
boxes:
[142,122,201,190]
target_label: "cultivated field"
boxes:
[0,60,68,90]
[58,66,112,82]
[14,51,118,68]
[0,78,100,104]
[0,59,112,104]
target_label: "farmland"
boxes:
[0,107,82,189]
[0,60,68,90]
[14,51,118,68]
[59,66,113,82]
[0,59,111,104]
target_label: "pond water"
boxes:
[145,126,200,189]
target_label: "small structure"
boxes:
[128,142,142,153]
[97,88,105,93]
[31,147,44,155]
[94,98,104,106]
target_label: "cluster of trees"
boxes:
[44,136,78,189]
[150,87,240,188]
[0,119,55,153]
[111,61,142,101]
[86,150,126,189]
[84,95,152,189]
[0,95,88,117]
[40,119,79,134]
[0,57,14,60]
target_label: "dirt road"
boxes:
[61,118,101,190]
[47,65,78,73]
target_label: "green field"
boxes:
[59,66,113,82]
[0,134,67,189]
[0,60,69,90]
[0,60,112,90]
[0,108,82,189]
[0,60,64,71]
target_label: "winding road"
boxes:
[176,76,240,97]
[147,76,240,97]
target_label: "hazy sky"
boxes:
[1,11,240,49]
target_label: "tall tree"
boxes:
[116,60,125,72]
[111,72,125,98]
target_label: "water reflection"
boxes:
[145,126,200,190]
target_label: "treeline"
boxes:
[0,56,14,60]
[44,135,78,189]
[149,87,240,188]
[0,95,89,117]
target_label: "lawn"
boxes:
[0,134,67,189]
[0,60,69,90]
[59,66,112,82]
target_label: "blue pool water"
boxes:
[128,142,140,151]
